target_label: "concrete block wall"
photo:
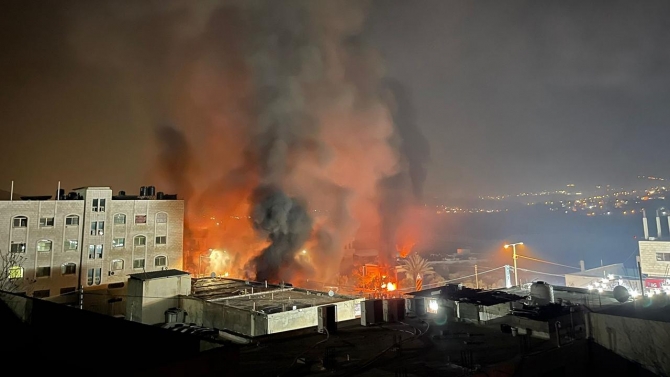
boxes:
[589,312,670,376]
[638,240,670,276]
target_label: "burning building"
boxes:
[147,1,430,286]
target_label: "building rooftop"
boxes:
[405,284,524,306]
[193,277,360,313]
[129,269,190,281]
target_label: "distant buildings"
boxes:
[639,208,670,291]
[0,186,184,299]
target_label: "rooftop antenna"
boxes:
[57,181,61,201]
[9,181,13,201]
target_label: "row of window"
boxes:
[8,256,169,280]
[33,282,125,298]
[11,212,168,230]
[656,253,670,262]
[9,235,168,254]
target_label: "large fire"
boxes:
[151,2,430,285]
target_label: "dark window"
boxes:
[65,215,79,226]
[154,256,167,267]
[90,221,104,236]
[36,266,51,278]
[39,217,54,227]
[134,236,146,247]
[61,263,76,275]
[656,253,670,261]
[12,216,28,228]
[133,259,145,269]
[10,243,26,253]
[135,215,147,224]
[33,289,50,298]
[108,282,124,289]
[155,236,167,245]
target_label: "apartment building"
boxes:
[0,186,184,298]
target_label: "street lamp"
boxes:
[504,242,523,286]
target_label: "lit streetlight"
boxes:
[504,242,523,286]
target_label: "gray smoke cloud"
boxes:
[250,186,313,282]
[68,0,405,282]
[378,79,430,260]
[154,124,195,201]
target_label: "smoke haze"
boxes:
[65,0,430,282]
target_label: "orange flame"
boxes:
[386,282,397,291]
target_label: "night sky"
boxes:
[2,0,670,198]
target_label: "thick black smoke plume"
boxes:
[250,185,313,282]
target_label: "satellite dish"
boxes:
[613,285,629,303]
[328,290,334,297]
[210,272,216,278]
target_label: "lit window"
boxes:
[10,243,26,253]
[154,256,167,267]
[61,263,76,275]
[64,239,78,251]
[427,299,439,314]
[133,259,145,269]
[88,245,103,259]
[156,213,168,223]
[111,259,124,271]
[90,221,104,235]
[33,289,50,298]
[134,236,146,246]
[155,236,167,245]
[113,238,125,248]
[36,266,51,278]
[135,215,147,224]
[87,268,102,285]
[12,216,27,228]
[39,217,55,227]
[114,214,126,225]
[37,240,52,252]
[8,266,23,279]
[65,215,79,226]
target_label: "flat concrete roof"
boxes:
[128,269,189,281]
[192,277,360,313]
[405,284,524,306]
[216,289,357,313]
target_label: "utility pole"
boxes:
[474,265,479,289]
[504,242,523,287]
[637,255,645,298]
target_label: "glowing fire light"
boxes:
[386,282,397,291]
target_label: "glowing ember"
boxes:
[386,282,397,291]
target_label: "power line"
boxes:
[515,267,567,278]
[516,255,580,270]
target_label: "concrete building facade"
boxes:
[638,240,670,278]
[0,186,184,298]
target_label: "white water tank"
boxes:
[530,281,555,305]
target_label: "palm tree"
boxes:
[399,254,435,287]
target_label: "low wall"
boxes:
[589,312,670,376]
